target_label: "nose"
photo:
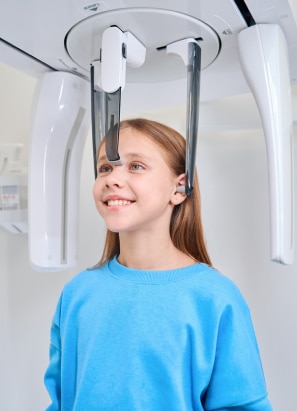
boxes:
[104,164,125,188]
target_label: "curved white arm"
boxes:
[28,72,90,271]
[238,24,294,265]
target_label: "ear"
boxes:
[170,174,187,205]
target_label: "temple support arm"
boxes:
[167,39,201,196]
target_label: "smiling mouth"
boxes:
[106,199,133,206]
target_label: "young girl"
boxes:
[44,118,273,410]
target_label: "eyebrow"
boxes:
[97,152,152,163]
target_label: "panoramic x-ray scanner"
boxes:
[0,0,296,269]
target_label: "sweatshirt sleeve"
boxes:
[44,298,62,411]
[203,286,273,411]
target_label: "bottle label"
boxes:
[0,185,19,210]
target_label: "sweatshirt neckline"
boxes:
[107,256,206,284]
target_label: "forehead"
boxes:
[98,127,167,161]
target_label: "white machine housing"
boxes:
[0,0,296,268]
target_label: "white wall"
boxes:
[0,63,104,410]
[0,62,297,410]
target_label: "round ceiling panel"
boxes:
[66,7,220,83]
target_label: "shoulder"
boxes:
[61,262,109,297]
[52,263,110,320]
[196,264,246,298]
[189,264,251,316]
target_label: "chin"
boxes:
[107,228,121,233]
[106,223,127,233]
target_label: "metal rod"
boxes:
[186,42,201,196]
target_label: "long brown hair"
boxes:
[95,118,212,267]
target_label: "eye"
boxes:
[130,162,145,171]
[97,164,113,174]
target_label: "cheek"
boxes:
[92,179,103,203]
[92,183,105,218]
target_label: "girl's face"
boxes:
[93,127,185,235]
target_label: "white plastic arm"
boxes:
[100,26,146,93]
[238,24,294,264]
[28,72,90,271]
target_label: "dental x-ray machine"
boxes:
[0,0,295,270]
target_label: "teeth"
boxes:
[107,199,132,206]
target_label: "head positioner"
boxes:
[91,26,201,196]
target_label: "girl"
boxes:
[44,118,273,410]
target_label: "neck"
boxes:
[117,231,195,271]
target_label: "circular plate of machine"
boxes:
[66,7,221,83]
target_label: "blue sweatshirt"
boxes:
[44,257,273,410]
